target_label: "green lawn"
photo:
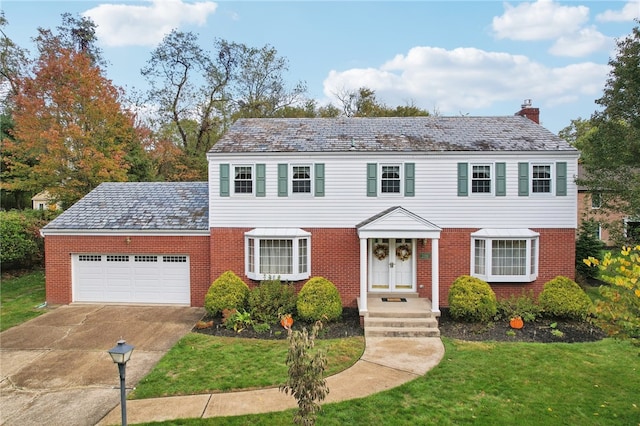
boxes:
[0,270,47,331]
[137,338,640,426]
[131,333,365,399]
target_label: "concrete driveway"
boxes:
[0,304,204,426]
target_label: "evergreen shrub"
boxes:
[296,277,342,322]
[204,271,250,316]
[448,275,497,323]
[538,276,593,320]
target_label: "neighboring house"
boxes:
[41,105,579,316]
[576,164,639,246]
[31,191,61,211]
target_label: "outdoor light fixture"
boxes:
[107,339,134,426]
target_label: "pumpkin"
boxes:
[509,316,524,329]
[280,314,294,329]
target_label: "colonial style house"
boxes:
[41,105,579,317]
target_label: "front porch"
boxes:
[357,294,440,338]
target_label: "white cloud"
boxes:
[83,0,218,47]
[322,45,609,116]
[549,26,614,57]
[596,0,640,22]
[492,0,589,41]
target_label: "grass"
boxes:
[130,333,365,399]
[0,270,47,331]
[136,338,640,426]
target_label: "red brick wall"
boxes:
[210,227,576,309]
[44,235,210,306]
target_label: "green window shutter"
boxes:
[256,164,266,197]
[457,163,468,196]
[314,163,325,197]
[556,162,567,196]
[278,164,288,197]
[404,163,415,197]
[518,162,529,196]
[495,162,506,196]
[367,163,377,197]
[219,164,230,197]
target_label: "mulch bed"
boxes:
[193,307,606,343]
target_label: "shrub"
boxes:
[448,275,497,323]
[296,277,342,322]
[538,276,593,320]
[575,219,604,280]
[0,209,55,269]
[204,271,250,316]
[496,291,541,323]
[248,277,297,324]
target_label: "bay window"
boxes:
[471,229,539,282]
[245,228,311,281]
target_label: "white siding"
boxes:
[208,152,579,229]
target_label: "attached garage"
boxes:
[72,254,190,304]
[42,182,211,307]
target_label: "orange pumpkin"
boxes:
[280,314,294,329]
[510,316,524,329]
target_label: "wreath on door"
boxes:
[373,243,389,260]
[396,243,412,261]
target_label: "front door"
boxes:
[370,238,415,292]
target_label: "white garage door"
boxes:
[72,254,190,304]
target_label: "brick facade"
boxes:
[44,235,210,306]
[210,227,576,309]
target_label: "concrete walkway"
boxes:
[98,336,445,425]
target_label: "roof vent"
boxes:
[521,99,532,109]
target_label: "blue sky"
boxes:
[3,0,639,133]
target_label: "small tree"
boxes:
[586,245,640,345]
[280,322,329,425]
[575,219,604,280]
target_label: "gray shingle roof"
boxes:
[209,116,575,153]
[42,182,208,231]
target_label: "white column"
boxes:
[359,237,368,314]
[431,238,440,314]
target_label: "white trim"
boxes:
[471,229,539,283]
[40,229,209,237]
[471,228,540,238]
[244,228,311,281]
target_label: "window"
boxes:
[292,165,311,194]
[532,164,551,193]
[591,193,602,209]
[381,165,401,194]
[471,229,539,282]
[472,165,492,194]
[234,165,253,194]
[245,228,311,280]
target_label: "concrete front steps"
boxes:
[361,294,440,338]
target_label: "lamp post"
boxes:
[107,339,134,426]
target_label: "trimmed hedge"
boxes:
[296,276,342,322]
[448,275,497,323]
[538,276,593,320]
[204,271,250,316]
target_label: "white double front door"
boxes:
[370,238,415,292]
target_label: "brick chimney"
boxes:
[515,99,540,124]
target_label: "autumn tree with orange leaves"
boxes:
[2,15,151,208]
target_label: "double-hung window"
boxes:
[532,164,551,193]
[292,165,312,194]
[471,164,492,194]
[245,228,311,281]
[471,229,539,282]
[381,164,401,194]
[234,165,253,194]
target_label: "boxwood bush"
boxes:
[296,276,342,322]
[248,277,297,324]
[204,271,250,316]
[538,276,593,320]
[448,275,497,323]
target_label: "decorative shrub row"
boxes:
[204,271,342,323]
[449,275,593,323]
